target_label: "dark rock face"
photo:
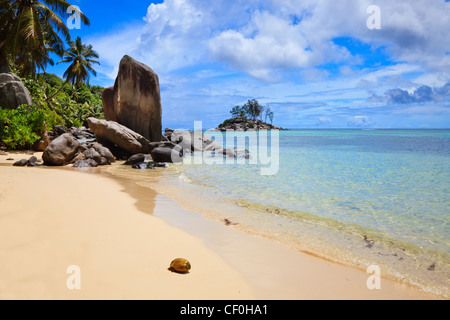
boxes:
[0,72,33,109]
[13,159,29,167]
[132,162,154,170]
[124,153,146,165]
[151,147,184,163]
[42,133,80,166]
[83,148,102,164]
[86,142,116,163]
[165,130,222,152]
[87,117,151,155]
[73,159,99,168]
[102,86,115,121]
[103,55,162,142]
[13,156,40,167]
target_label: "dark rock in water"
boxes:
[83,148,102,164]
[6,158,14,161]
[151,147,184,163]
[427,263,436,271]
[103,55,162,142]
[363,236,375,249]
[87,117,151,155]
[169,130,222,152]
[125,153,146,165]
[132,162,154,170]
[13,159,29,167]
[154,162,169,168]
[43,133,80,166]
[73,159,98,168]
[0,72,33,109]
[148,141,177,153]
[222,148,250,158]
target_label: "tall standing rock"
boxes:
[103,55,162,142]
[102,86,115,121]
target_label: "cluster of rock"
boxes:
[42,132,115,168]
[122,153,168,170]
[13,156,41,167]
[216,117,285,131]
[38,116,238,168]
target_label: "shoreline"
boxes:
[0,152,443,299]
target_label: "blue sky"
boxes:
[47,0,450,129]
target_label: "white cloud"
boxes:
[85,0,450,128]
[348,115,371,127]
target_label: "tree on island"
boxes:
[0,0,90,76]
[46,37,100,102]
[230,99,265,121]
[218,99,279,130]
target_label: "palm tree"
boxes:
[46,36,99,102]
[0,0,89,75]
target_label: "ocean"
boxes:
[109,129,450,297]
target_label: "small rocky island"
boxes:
[216,117,285,131]
[215,100,286,131]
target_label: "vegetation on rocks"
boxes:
[217,99,283,131]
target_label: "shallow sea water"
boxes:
[108,129,450,297]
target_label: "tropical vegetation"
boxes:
[0,0,104,150]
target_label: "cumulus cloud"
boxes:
[90,0,450,82]
[369,83,450,105]
[85,0,450,128]
[347,115,372,127]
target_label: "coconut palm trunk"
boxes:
[45,78,70,102]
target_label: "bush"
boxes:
[0,105,61,149]
[22,73,105,128]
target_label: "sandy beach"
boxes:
[0,152,441,300]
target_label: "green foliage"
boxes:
[22,73,104,128]
[0,105,60,149]
[1,0,90,77]
[229,100,268,121]
[220,118,234,128]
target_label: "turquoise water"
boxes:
[184,130,450,252]
[108,129,450,296]
[175,129,450,296]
